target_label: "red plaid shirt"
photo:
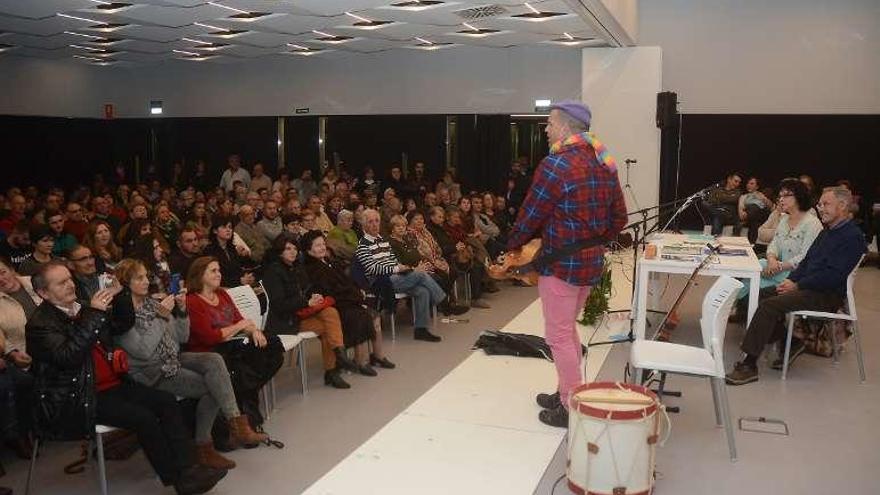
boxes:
[507,132,627,286]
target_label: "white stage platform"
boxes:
[303,258,634,495]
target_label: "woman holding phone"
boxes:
[113,258,268,470]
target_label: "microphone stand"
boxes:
[589,199,687,347]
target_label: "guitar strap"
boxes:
[511,235,613,276]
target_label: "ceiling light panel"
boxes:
[109,3,233,28]
[0,0,95,19]
[287,0,391,17]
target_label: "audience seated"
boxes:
[18,224,55,276]
[113,258,266,470]
[388,214,472,313]
[326,209,358,263]
[307,195,334,234]
[184,256,283,430]
[735,178,823,318]
[0,220,33,271]
[726,187,866,385]
[703,171,743,236]
[26,261,227,494]
[356,209,457,343]
[154,203,182,246]
[262,236,360,389]
[0,257,37,460]
[738,176,773,244]
[425,206,488,304]
[204,216,254,287]
[170,227,203,278]
[64,202,89,242]
[301,231,395,373]
[83,220,122,272]
[46,210,77,257]
[234,205,271,264]
[219,154,251,193]
[256,199,283,242]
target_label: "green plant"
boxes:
[578,259,612,327]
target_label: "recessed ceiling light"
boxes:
[285,44,327,56]
[547,34,603,46]
[87,38,124,45]
[390,0,445,9]
[182,38,229,50]
[173,49,216,61]
[73,54,108,62]
[87,23,129,32]
[512,11,566,21]
[210,29,248,38]
[409,38,456,51]
[226,11,271,21]
[454,23,502,37]
[312,31,354,43]
[64,30,103,39]
[94,2,133,13]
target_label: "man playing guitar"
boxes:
[506,101,628,427]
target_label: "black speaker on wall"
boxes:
[656,91,678,129]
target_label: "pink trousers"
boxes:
[538,276,591,410]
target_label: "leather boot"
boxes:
[228,415,268,449]
[196,442,236,470]
[333,347,359,372]
[324,368,351,389]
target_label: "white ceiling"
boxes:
[0,0,608,66]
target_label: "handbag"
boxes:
[295,295,336,319]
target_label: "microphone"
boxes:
[624,159,638,164]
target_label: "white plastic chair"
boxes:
[27,424,118,495]
[782,255,866,382]
[630,275,744,461]
[226,285,262,329]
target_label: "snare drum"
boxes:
[567,382,666,495]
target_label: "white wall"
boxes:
[0,57,122,118]
[639,0,880,114]
[0,46,582,118]
[582,46,661,213]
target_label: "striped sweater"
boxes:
[355,234,400,281]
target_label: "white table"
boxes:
[633,234,762,340]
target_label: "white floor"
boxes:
[303,260,633,495]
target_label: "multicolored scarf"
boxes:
[550,131,618,172]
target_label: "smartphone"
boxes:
[169,273,181,295]
[98,273,114,291]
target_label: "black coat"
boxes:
[25,302,114,440]
[261,260,310,335]
[203,241,245,288]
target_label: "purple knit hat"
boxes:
[549,100,591,128]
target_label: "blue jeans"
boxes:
[390,270,446,328]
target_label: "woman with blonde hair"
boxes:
[83,220,123,272]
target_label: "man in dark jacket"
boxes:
[26,261,226,494]
[726,187,867,385]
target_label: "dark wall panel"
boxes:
[325,115,446,180]
[663,114,880,228]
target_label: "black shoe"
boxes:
[414,327,442,342]
[483,281,500,293]
[333,347,360,373]
[538,405,569,428]
[725,361,759,386]
[771,340,807,370]
[439,302,469,316]
[324,369,351,389]
[175,465,228,495]
[357,364,378,376]
[536,391,561,410]
[370,354,396,369]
